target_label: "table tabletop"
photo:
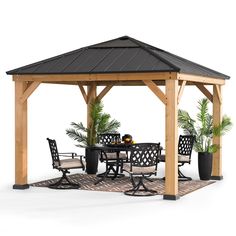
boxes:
[91,143,132,152]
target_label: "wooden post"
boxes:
[164,79,179,200]
[87,83,97,127]
[212,85,223,180]
[14,81,29,189]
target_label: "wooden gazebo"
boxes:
[7,36,229,200]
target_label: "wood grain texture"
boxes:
[165,79,178,195]
[87,83,97,127]
[178,73,225,85]
[177,80,186,104]
[212,85,222,177]
[143,80,167,104]
[97,84,113,101]
[195,83,213,102]
[15,81,28,185]
[78,82,88,104]
[20,81,40,103]
[13,72,177,82]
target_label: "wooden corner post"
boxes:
[212,85,223,180]
[14,81,29,189]
[164,79,179,200]
[87,83,97,127]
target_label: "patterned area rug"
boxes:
[31,174,215,196]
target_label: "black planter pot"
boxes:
[198,152,213,180]
[85,148,99,174]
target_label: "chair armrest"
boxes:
[161,148,165,153]
[75,155,86,169]
[59,152,77,158]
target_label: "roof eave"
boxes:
[7,69,179,76]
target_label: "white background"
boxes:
[0,0,235,235]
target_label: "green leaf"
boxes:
[70,122,88,133]
[66,128,88,147]
[208,144,220,153]
[213,115,233,136]
[178,109,197,135]
[196,98,209,136]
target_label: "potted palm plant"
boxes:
[178,98,232,180]
[66,99,120,174]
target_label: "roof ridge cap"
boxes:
[159,50,230,79]
[88,35,135,48]
[128,37,180,71]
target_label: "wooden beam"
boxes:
[97,84,113,101]
[195,83,213,102]
[143,80,167,105]
[78,82,88,104]
[42,80,199,87]
[13,72,177,82]
[215,85,222,104]
[178,73,225,85]
[177,80,186,104]
[13,72,225,85]
[43,80,167,86]
[212,85,223,179]
[87,83,97,127]
[164,79,179,200]
[20,82,40,103]
[14,81,29,189]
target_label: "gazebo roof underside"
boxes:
[7,36,229,78]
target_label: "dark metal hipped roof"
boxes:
[6,36,229,79]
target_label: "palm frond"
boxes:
[66,128,88,147]
[213,115,233,136]
[90,100,103,121]
[205,114,213,137]
[178,109,197,135]
[97,113,111,133]
[196,98,209,135]
[208,144,220,153]
[102,119,121,133]
[70,122,88,133]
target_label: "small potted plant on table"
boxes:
[178,98,232,180]
[66,99,120,174]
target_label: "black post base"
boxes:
[13,184,30,190]
[211,176,223,180]
[163,194,180,200]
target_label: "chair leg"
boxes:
[94,167,110,185]
[130,176,136,187]
[49,170,80,189]
[144,176,154,182]
[96,161,124,183]
[178,167,192,181]
[120,159,124,173]
[161,167,192,181]
[124,175,158,196]
[112,159,124,180]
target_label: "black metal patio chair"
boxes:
[159,135,195,181]
[122,143,161,196]
[96,133,128,182]
[47,138,85,189]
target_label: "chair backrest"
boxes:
[178,135,195,161]
[47,138,60,168]
[130,143,161,168]
[98,133,121,145]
